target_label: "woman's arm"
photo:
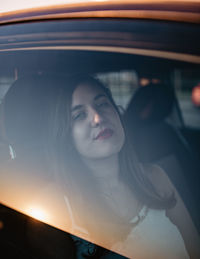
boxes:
[148,164,200,258]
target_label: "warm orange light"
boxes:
[152,78,161,84]
[140,78,150,86]
[0,220,4,230]
[27,206,47,222]
[1,0,200,14]
[192,84,200,107]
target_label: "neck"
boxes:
[81,154,120,186]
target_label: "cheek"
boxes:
[72,125,82,144]
[72,123,88,151]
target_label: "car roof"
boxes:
[0,0,200,25]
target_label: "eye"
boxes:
[96,101,110,109]
[72,111,87,121]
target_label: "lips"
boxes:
[95,128,114,140]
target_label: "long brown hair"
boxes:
[46,74,176,246]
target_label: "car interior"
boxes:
[0,19,200,258]
[124,81,200,232]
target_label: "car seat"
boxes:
[0,74,66,162]
[123,82,200,232]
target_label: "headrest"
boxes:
[124,82,174,127]
[2,74,66,146]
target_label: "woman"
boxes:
[3,74,198,258]
[46,74,199,258]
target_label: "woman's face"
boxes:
[71,83,125,160]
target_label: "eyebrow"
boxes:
[71,105,83,113]
[94,94,107,101]
[71,94,107,112]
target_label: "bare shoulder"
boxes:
[142,163,200,257]
[142,163,174,198]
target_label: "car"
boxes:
[0,1,200,258]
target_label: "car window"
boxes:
[173,68,200,129]
[0,18,200,258]
[97,71,139,110]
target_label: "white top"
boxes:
[112,206,190,259]
[64,195,189,259]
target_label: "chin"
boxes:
[89,145,123,159]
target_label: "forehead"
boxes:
[72,83,106,107]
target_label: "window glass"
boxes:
[173,68,200,128]
[0,19,200,259]
[97,71,139,110]
[0,75,15,103]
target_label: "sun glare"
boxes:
[27,206,47,222]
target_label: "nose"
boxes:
[91,109,103,127]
